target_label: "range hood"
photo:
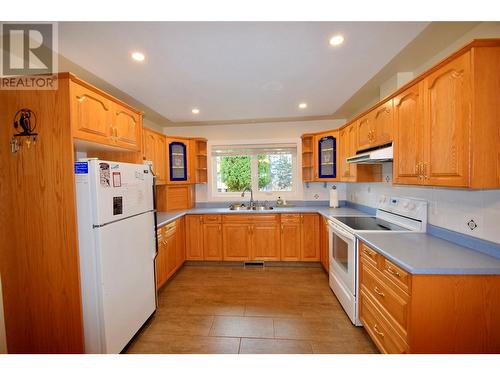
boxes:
[347,143,393,164]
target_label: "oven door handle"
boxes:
[329,222,355,241]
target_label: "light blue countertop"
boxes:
[356,232,500,275]
[156,206,369,228]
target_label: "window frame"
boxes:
[209,140,300,201]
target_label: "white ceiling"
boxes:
[58,22,428,124]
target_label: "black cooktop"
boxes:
[333,216,407,231]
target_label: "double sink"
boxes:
[229,203,274,211]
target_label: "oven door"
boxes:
[328,220,356,296]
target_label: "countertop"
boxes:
[156,206,500,276]
[356,232,500,275]
[156,206,369,228]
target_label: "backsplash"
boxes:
[346,164,500,244]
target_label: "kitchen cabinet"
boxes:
[280,214,301,261]
[142,128,167,184]
[222,223,252,261]
[70,79,142,151]
[166,137,191,183]
[314,131,338,181]
[301,134,315,182]
[393,83,424,185]
[356,100,393,151]
[156,218,186,289]
[422,52,471,187]
[251,222,281,261]
[301,214,320,261]
[222,215,280,261]
[194,138,208,184]
[359,241,500,353]
[186,215,204,260]
[319,216,329,272]
[203,215,223,260]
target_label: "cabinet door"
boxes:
[423,52,471,187]
[281,222,301,261]
[203,223,222,260]
[338,128,349,180]
[176,218,186,266]
[357,114,373,151]
[113,104,141,150]
[393,83,424,185]
[70,82,113,143]
[372,100,393,146]
[156,235,168,289]
[168,140,188,182]
[319,217,329,272]
[347,124,358,181]
[222,224,251,261]
[186,215,204,260]
[155,135,167,183]
[301,214,320,261]
[165,233,177,278]
[317,135,337,179]
[251,223,280,261]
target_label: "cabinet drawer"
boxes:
[281,214,301,223]
[360,262,409,338]
[203,214,221,223]
[383,258,411,294]
[222,214,279,223]
[359,242,378,266]
[360,290,408,354]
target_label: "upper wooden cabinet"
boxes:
[166,137,191,184]
[301,134,315,182]
[314,131,339,181]
[422,52,471,187]
[142,128,167,184]
[393,44,500,189]
[393,83,424,185]
[70,78,142,151]
[356,99,393,151]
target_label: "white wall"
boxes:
[164,119,347,203]
[346,164,500,244]
[0,275,7,353]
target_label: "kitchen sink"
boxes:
[228,204,273,211]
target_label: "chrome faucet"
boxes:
[241,187,254,208]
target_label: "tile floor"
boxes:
[125,265,378,354]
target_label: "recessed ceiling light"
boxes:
[329,35,345,46]
[131,51,145,62]
[298,103,308,109]
[192,108,200,114]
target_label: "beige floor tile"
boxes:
[239,338,313,354]
[141,314,214,337]
[210,316,274,339]
[127,334,240,354]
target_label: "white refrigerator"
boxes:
[74,159,157,354]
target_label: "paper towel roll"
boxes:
[329,186,339,208]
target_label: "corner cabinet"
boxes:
[166,138,189,183]
[314,132,338,181]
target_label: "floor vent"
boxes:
[244,261,264,268]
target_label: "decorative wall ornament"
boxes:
[10,108,38,154]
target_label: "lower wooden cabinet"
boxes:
[156,218,185,289]
[186,215,204,260]
[222,223,252,261]
[359,241,500,353]
[203,223,223,260]
[319,216,329,271]
[251,222,281,261]
[281,215,301,261]
[301,214,320,261]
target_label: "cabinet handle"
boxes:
[374,286,385,297]
[387,266,401,277]
[363,249,372,257]
[199,216,202,223]
[422,163,428,180]
[281,224,284,233]
[373,324,384,337]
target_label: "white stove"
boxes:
[327,196,427,326]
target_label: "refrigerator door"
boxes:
[88,160,154,226]
[94,211,156,353]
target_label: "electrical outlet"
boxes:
[467,219,478,231]
[314,194,319,200]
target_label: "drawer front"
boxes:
[360,262,409,337]
[359,242,378,266]
[164,220,177,237]
[281,214,301,223]
[360,290,408,354]
[203,214,222,223]
[383,258,411,293]
[222,214,279,223]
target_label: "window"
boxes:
[212,144,297,197]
